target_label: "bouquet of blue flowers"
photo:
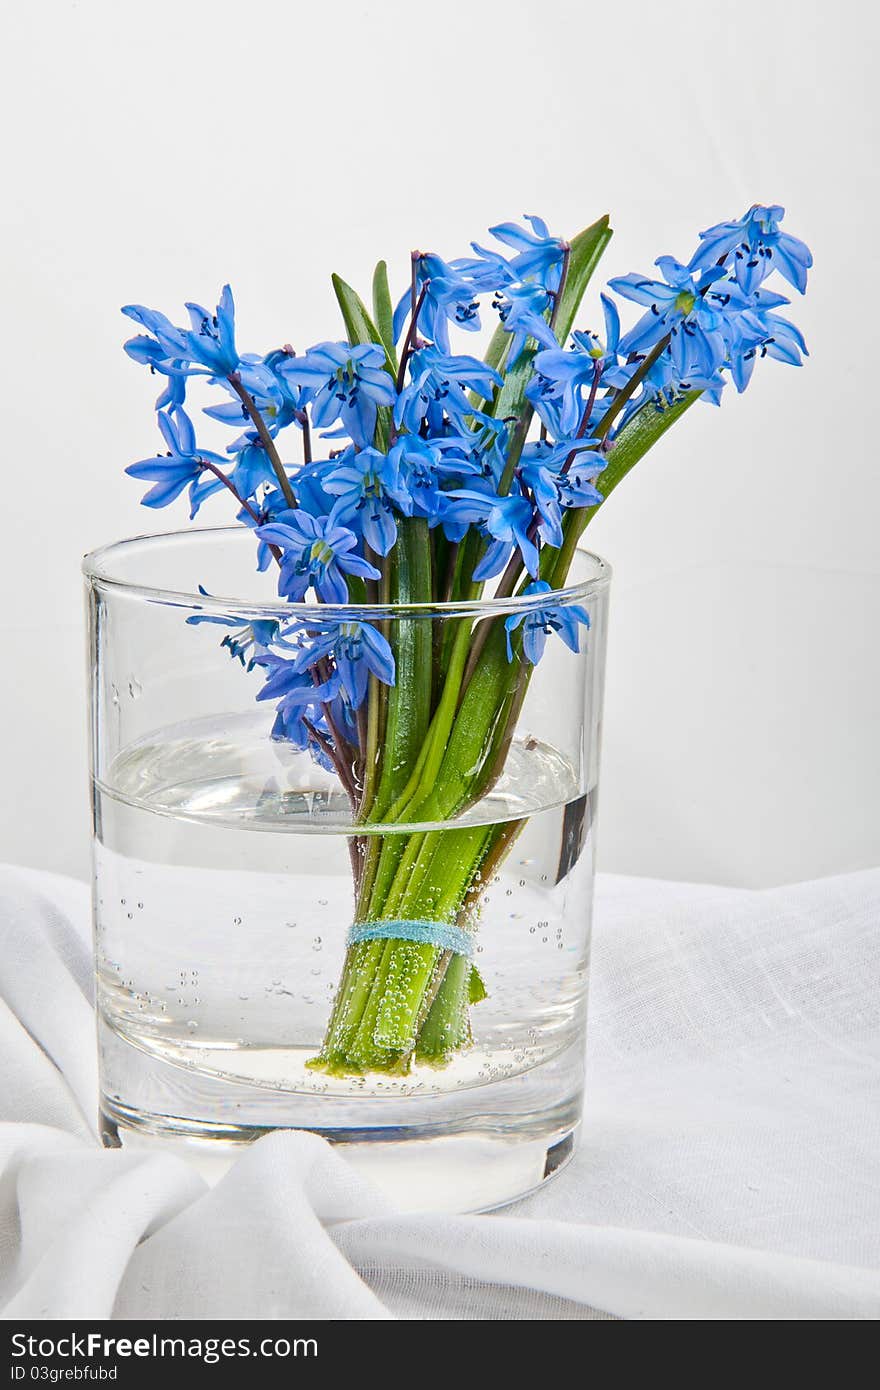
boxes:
[123,205,811,1075]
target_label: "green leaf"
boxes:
[331,272,396,379]
[468,965,488,1004]
[482,323,512,376]
[589,388,700,509]
[553,212,613,346]
[545,388,701,588]
[371,260,398,372]
[345,575,368,606]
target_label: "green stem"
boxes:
[373,616,473,825]
[415,953,472,1062]
[368,517,433,820]
[313,215,626,1077]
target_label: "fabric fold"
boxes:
[1,862,878,1320]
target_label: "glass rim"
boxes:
[82,525,611,621]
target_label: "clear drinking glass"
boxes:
[84,527,610,1212]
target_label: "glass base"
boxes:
[100,1104,577,1213]
[97,1017,583,1213]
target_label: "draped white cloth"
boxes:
[1,863,878,1321]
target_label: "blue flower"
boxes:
[154,370,187,412]
[333,618,397,706]
[461,215,567,299]
[444,483,539,580]
[276,618,395,709]
[493,283,557,363]
[181,285,241,377]
[504,581,590,665]
[610,259,750,377]
[395,346,501,433]
[122,306,190,371]
[688,205,812,295]
[613,277,808,406]
[122,287,274,397]
[253,653,332,750]
[432,420,509,486]
[612,347,727,423]
[450,244,516,296]
[386,435,447,522]
[569,294,635,391]
[186,596,280,670]
[528,336,606,436]
[287,466,339,520]
[123,286,237,376]
[269,694,319,750]
[723,288,808,392]
[526,296,634,438]
[486,214,568,291]
[278,342,395,448]
[558,455,605,510]
[202,352,303,506]
[226,442,283,500]
[321,445,411,555]
[205,347,307,448]
[393,254,484,353]
[255,510,381,602]
[517,447,565,546]
[125,407,226,515]
[518,439,605,541]
[207,388,298,500]
[257,650,338,703]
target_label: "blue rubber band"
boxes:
[347,919,474,958]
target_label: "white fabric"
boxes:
[0,863,878,1321]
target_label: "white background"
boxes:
[0,0,876,886]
